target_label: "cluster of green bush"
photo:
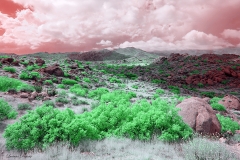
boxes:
[19,71,41,80]
[61,78,78,85]
[26,64,41,71]
[70,84,89,97]
[209,97,226,111]
[3,67,16,73]
[3,90,193,152]
[0,76,34,92]
[168,86,180,94]
[0,98,18,121]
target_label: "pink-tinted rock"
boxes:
[20,93,29,98]
[44,65,64,77]
[219,95,240,110]
[176,97,221,134]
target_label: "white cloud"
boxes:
[0,0,239,54]
[118,30,233,51]
[96,40,113,46]
[221,29,240,39]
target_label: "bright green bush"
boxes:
[3,67,16,73]
[19,71,41,80]
[70,84,88,97]
[109,77,121,83]
[17,84,35,92]
[156,89,165,95]
[0,98,18,121]
[131,85,138,89]
[62,78,78,85]
[210,97,222,104]
[200,91,216,98]
[88,88,109,100]
[83,77,91,83]
[44,80,53,85]
[26,64,41,71]
[216,114,240,134]
[3,90,193,152]
[211,103,226,111]
[57,84,66,89]
[151,79,166,84]
[0,76,30,92]
[209,97,226,111]
[168,86,180,94]
[3,106,84,151]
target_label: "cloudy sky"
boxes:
[0,0,240,54]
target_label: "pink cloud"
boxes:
[0,0,239,54]
[222,29,240,39]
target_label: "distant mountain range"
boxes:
[1,47,240,58]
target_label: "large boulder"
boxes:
[44,65,64,77]
[176,97,221,134]
[219,95,240,110]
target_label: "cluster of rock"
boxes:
[176,95,240,135]
[186,66,240,87]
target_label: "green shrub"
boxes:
[19,71,29,80]
[109,77,121,83]
[17,84,35,93]
[151,79,166,84]
[43,100,55,107]
[19,71,41,80]
[47,87,58,96]
[210,97,222,104]
[62,78,78,85]
[3,90,193,152]
[58,90,68,98]
[57,84,66,89]
[33,85,42,93]
[131,85,138,89]
[88,88,109,100]
[44,80,53,85]
[72,99,89,106]
[216,114,240,134]
[0,98,18,121]
[211,103,226,111]
[3,67,16,73]
[197,83,204,88]
[26,64,41,71]
[64,72,70,77]
[183,136,238,160]
[18,103,32,110]
[70,84,88,97]
[200,91,216,98]
[156,89,165,95]
[55,97,69,104]
[124,73,138,80]
[168,86,180,94]
[83,77,91,83]
[0,76,31,92]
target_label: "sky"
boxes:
[0,0,240,54]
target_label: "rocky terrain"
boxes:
[0,48,240,159]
